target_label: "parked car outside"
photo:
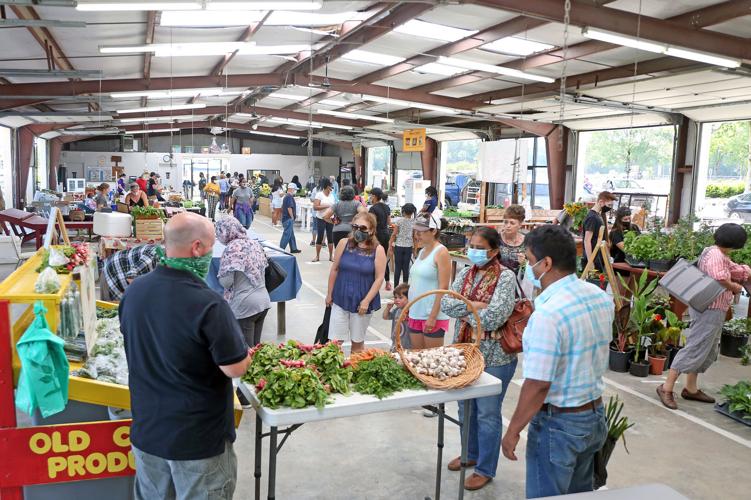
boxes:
[726,192,751,220]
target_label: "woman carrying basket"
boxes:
[440,227,518,492]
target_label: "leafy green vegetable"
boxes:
[96,306,118,319]
[720,380,751,419]
[242,343,284,385]
[130,206,166,220]
[307,342,351,395]
[256,366,329,409]
[352,355,423,399]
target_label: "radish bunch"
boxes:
[404,347,467,380]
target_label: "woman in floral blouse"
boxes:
[440,226,517,491]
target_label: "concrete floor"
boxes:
[7,215,751,499]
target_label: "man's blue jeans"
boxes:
[457,359,517,478]
[526,404,607,498]
[280,218,298,251]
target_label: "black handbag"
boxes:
[264,259,287,292]
[314,306,332,344]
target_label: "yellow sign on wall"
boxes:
[403,128,426,152]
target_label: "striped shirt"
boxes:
[522,274,614,408]
[701,246,751,311]
[103,245,160,300]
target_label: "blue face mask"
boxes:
[524,259,546,289]
[467,248,491,267]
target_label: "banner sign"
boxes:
[0,420,135,487]
[403,128,426,152]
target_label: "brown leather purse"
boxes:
[499,275,534,354]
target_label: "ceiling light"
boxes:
[361,95,460,114]
[111,88,232,99]
[266,11,369,26]
[128,128,182,135]
[317,109,394,123]
[77,1,201,11]
[414,62,466,76]
[119,117,177,123]
[483,37,554,56]
[59,128,121,136]
[117,104,207,114]
[318,99,352,107]
[248,131,303,139]
[208,1,322,10]
[99,45,153,54]
[436,56,555,83]
[161,10,266,27]
[100,42,310,57]
[394,20,476,42]
[341,50,405,67]
[581,27,741,68]
[266,117,353,130]
[267,93,309,102]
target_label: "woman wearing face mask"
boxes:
[498,204,526,273]
[440,227,518,491]
[326,213,386,353]
[369,187,392,291]
[230,178,255,229]
[609,206,640,269]
[409,211,451,350]
[582,191,617,271]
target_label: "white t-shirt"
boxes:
[314,190,336,218]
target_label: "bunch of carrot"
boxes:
[349,348,388,368]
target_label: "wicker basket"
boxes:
[69,209,85,222]
[395,289,485,390]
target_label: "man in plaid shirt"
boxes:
[102,244,160,301]
[502,225,613,498]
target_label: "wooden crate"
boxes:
[258,196,272,218]
[484,207,505,224]
[135,218,164,239]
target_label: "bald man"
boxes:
[119,212,250,500]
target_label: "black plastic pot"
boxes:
[625,255,646,268]
[629,360,650,377]
[665,345,683,370]
[609,349,631,372]
[648,259,673,272]
[720,333,749,358]
[586,278,608,290]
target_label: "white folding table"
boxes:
[240,372,504,500]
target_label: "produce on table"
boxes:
[75,317,128,386]
[36,243,91,274]
[352,354,424,399]
[403,346,467,381]
[256,365,329,409]
[96,306,118,319]
[349,347,389,368]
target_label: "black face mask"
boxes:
[354,230,369,242]
[602,205,612,213]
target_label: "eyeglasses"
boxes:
[351,224,370,232]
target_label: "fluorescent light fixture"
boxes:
[208,1,322,10]
[414,62,466,76]
[664,47,741,68]
[161,10,266,27]
[111,88,233,99]
[267,93,309,102]
[101,42,309,57]
[266,117,353,130]
[119,117,177,123]
[361,95,460,114]
[483,37,554,56]
[341,50,405,66]
[395,20,476,42]
[248,131,303,139]
[77,1,200,11]
[117,104,206,114]
[436,56,555,83]
[265,11,369,26]
[99,45,153,54]
[581,27,741,68]
[128,128,182,135]
[317,109,394,123]
[318,99,353,107]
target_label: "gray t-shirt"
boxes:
[394,217,414,248]
[332,200,361,233]
[218,271,271,319]
[232,187,254,205]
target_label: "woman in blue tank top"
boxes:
[326,212,387,353]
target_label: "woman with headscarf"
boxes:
[216,218,271,347]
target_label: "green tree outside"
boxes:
[583,126,675,178]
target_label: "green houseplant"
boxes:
[721,318,751,358]
[623,231,656,266]
[594,395,635,489]
[717,380,751,424]
[618,270,658,377]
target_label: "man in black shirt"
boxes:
[582,191,616,272]
[120,212,250,499]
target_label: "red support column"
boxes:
[14,126,35,209]
[545,126,569,210]
[48,138,63,190]
[0,300,22,500]
[421,137,438,187]
[354,148,365,189]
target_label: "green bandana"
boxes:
[156,246,213,280]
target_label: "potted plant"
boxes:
[720,318,751,358]
[647,230,675,272]
[583,269,607,290]
[740,345,751,366]
[623,231,655,268]
[648,310,683,375]
[620,270,657,377]
[716,380,751,426]
[594,395,635,489]
[609,305,633,373]
[563,202,588,234]
[660,311,686,371]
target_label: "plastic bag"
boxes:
[48,247,69,267]
[15,302,69,418]
[34,267,61,294]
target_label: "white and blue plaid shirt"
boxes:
[523,273,614,408]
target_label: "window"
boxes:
[576,125,675,220]
[367,146,391,190]
[440,139,480,207]
[695,120,751,223]
[526,137,549,209]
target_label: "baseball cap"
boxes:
[414,208,443,232]
[287,183,299,191]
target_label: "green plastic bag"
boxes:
[15,302,70,418]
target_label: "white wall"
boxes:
[60,150,340,189]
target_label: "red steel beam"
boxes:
[210,11,271,77]
[471,0,751,61]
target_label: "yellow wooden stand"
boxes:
[580,226,623,310]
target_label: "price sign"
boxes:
[403,129,426,152]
